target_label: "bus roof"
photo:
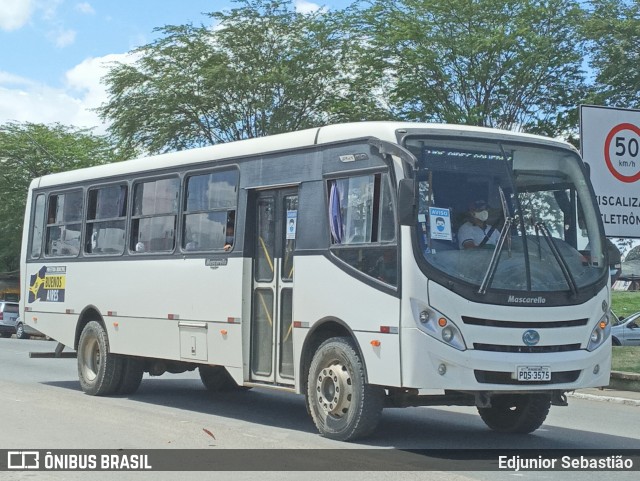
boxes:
[32,122,576,189]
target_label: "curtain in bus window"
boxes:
[329,182,344,244]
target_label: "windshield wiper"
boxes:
[478,187,512,295]
[534,222,578,297]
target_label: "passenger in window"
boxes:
[370,249,397,285]
[135,241,146,253]
[224,211,235,251]
[458,200,500,249]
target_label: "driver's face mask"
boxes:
[473,210,489,222]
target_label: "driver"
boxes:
[458,200,500,249]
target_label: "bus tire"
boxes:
[16,322,29,340]
[116,356,145,395]
[478,393,551,434]
[199,365,243,392]
[306,337,384,441]
[77,320,123,396]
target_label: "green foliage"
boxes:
[583,0,640,108]
[0,122,118,272]
[98,0,385,154]
[351,0,587,135]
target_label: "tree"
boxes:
[0,122,118,272]
[583,0,640,108]
[351,0,588,136]
[98,0,383,154]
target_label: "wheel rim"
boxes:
[81,336,100,382]
[16,325,23,338]
[315,361,353,418]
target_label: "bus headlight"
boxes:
[418,308,467,351]
[587,312,611,352]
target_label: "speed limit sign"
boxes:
[604,122,640,183]
[581,105,640,238]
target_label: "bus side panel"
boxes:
[23,257,244,365]
[293,255,401,389]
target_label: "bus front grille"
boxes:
[462,317,589,328]
[474,370,581,385]
[473,343,582,353]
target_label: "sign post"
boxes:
[580,105,640,238]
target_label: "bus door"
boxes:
[250,188,298,385]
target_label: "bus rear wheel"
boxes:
[77,320,123,396]
[306,337,384,441]
[478,393,551,434]
[116,356,145,395]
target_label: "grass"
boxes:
[611,291,640,374]
[611,291,640,319]
[612,347,640,373]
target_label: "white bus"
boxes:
[20,122,611,441]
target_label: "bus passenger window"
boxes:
[45,190,82,257]
[130,178,179,254]
[182,170,238,252]
[327,173,397,286]
[85,184,127,256]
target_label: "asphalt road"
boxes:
[1,336,638,481]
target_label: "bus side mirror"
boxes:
[583,162,591,178]
[398,179,416,226]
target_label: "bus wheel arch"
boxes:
[299,318,367,394]
[74,305,103,350]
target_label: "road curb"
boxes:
[568,391,640,407]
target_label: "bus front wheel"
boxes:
[478,393,551,434]
[77,320,123,396]
[306,337,384,441]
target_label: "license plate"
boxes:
[516,366,551,382]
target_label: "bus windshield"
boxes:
[405,137,606,294]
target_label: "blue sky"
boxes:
[0,0,352,132]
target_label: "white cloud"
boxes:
[295,1,323,14]
[51,28,77,48]
[75,2,95,15]
[0,0,34,31]
[0,52,138,133]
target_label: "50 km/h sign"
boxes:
[604,123,640,183]
[581,105,640,238]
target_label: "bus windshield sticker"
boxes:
[286,210,297,240]
[28,266,66,303]
[429,207,452,241]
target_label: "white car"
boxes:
[0,300,19,337]
[611,311,640,347]
[15,317,46,340]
